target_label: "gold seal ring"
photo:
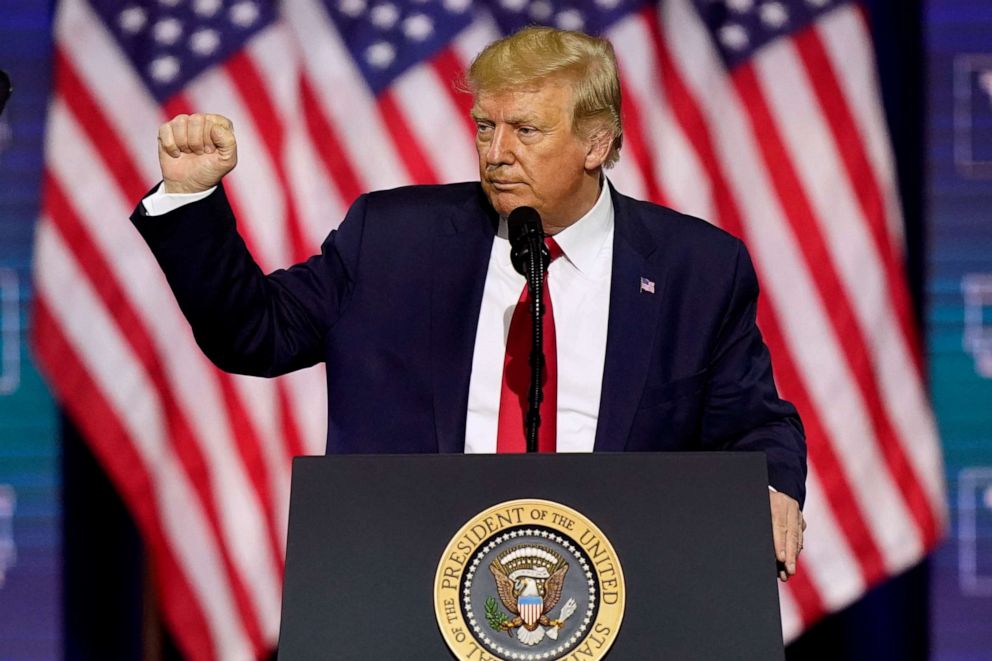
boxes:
[434,499,625,661]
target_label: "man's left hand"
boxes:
[770,491,805,582]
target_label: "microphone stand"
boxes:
[507,206,550,453]
[524,234,546,453]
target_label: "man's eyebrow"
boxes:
[504,113,541,125]
[468,110,543,125]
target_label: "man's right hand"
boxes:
[158,113,237,194]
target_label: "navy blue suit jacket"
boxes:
[132,181,807,505]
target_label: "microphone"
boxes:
[506,206,549,278]
[506,206,551,453]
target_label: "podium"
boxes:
[278,452,785,660]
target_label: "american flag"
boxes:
[32,0,946,658]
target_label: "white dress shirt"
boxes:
[143,183,215,215]
[144,181,615,454]
[464,182,614,454]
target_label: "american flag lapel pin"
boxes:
[639,277,655,294]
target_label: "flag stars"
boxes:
[229,0,260,27]
[194,0,223,18]
[402,13,434,41]
[706,0,830,65]
[719,23,749,51]
[149,55,181,83]
[321,0,474,92]
[339,0,367,17]
[370,3,400,29]
[759,2,789,29]
[118,6,147,34]
[529,0,552,21]
[500,0,527,12]
[366,41,396,68]
[595,0,622,11]
[555,9,585,31]
[153,17,184,46]
[96,0,274,98]
[190,28,221,56]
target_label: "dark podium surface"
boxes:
[278,452,785,660]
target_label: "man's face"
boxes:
[472,79,601,231]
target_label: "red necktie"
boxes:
[496,237,564,453]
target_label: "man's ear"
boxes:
[584,126,613,170]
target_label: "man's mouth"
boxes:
[489,180,522,190]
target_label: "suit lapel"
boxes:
[594,190,666,452]
[431,190,497,454]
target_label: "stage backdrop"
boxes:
[0,2,61,659]
[927,2,992,658]
[0,0,989,660]
[31,0,949,658]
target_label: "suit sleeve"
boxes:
[701,240,808,507]
[130,183,368,377]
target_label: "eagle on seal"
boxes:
[489,549,571,646]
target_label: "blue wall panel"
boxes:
[927,2,992,659]
[0,2,60,659]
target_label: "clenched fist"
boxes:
[158,113,237,194]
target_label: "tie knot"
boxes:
[545,237,564,263]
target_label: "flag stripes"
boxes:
[33,297,220,661]
[792,27,924,377]
[431,47,481,137]
[35,0,945,657]
[734,58,939,544]
[300,74,366,205]
[653,0,943,636]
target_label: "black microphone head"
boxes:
[507,206,542,247]
[506,206,547,277]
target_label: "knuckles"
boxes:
[157,112,237,187]
[161,112,234,135]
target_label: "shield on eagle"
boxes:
[518,595,543,627]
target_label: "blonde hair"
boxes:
[466,26,623,168]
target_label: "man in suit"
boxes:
[133,27,806,580]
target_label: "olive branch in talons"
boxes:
[485,596,511,632]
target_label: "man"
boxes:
[133,27,806,579]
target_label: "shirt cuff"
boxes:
[142,182,216,216]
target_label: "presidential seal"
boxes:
[434,499,625,661]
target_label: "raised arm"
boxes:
[131,113,361,377]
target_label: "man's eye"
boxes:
[518,127,537,136]
[476,123,493,134]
